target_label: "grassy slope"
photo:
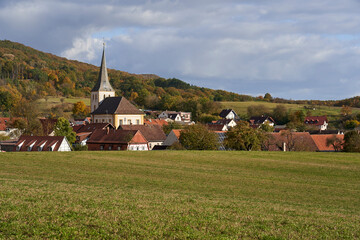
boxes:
[0,151,359,239]
[221,101,360,121]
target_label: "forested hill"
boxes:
[0,40,255,112]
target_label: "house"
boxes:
[90,44,145,127]
[264,131,318,151]
[249,116,275,128]
[215,119,237,128]
[163,129,182,146]
[310,134,344,152]
[119,125,167,150]
[219,109,238,120]
[304,116,328,130]
[73,123,115,146]
[14,136,72,152]
[215,131,226,150]
[86,129,149,151]
[0,140,18,152]
[206,124,228,132]
[158,111,191,122]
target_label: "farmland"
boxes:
[0,151,359,239]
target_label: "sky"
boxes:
[1,0,360,100]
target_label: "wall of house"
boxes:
[128,144,149,151]
[114,114,144,128]
[87,143,128,151]
[226,111,236,119]
[148,141,163,150]
[93,114,115,125]
[58,138,72,152]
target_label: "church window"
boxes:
[136,119,140,125]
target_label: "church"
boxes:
[90,45,145,128]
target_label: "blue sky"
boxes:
[1,0,360,100]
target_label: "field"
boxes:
[0,151,359,239]
[221,101,360,120]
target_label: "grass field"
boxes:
[221,101,360,120]
[0,151,359,239]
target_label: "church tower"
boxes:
[90,43,115,112]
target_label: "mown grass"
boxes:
[0,151,359,239]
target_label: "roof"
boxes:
[76,132,92,143]
[304,116,328,126]
[216,119,235,125]
[144,119,168,127]
[168,113,180,120]
[15,136,67,151]
[219,109,236,118]
[91,97,143,115]
[75,123,115,133]
[87,129,147,144]
[171,129,182,139]
[266,132,318,151]
[91,45,114,92]
[206,124,227,131]
[311,134,344,151]
[249,116,275,125]
[119,125,166,142]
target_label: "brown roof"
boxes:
[15,136,68,151]
[249,116,275,125]
[87,129,147,144]
[91,97,143,115]
[206,124,227,131]
[219,109,237,118]
[75,123,114,133]
[265,132,318,151]
[119,125,166,142]
[304,116,327,126]
[311,134,344,151]
[144,119,168,127]
[172,129,182,139]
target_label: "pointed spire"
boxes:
[91,43,114,92]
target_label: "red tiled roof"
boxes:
[75,123,115,133]
[119,125,166,142]
[144,119,168,127]
[87,129,147,144]
[304,116,327,126]
[15,136,67,151]
[266,132,318,151]
[310,134,344,151]
[172,129,183,139]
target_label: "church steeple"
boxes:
[91,43,114,92]
[90,43,116,113]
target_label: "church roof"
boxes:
[91,45,114,92]
[91,97,143,115]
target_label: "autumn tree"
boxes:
[72,101,90,118]
[224,121,266,151]
[247,105,270,118]
[326,135,343,152]
[179,124,218,150]
[54,117,76,144]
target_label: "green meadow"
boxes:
[0,151,359,239]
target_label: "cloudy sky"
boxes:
[1,0,360,100]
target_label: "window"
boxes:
[119,119,123,125]
[136,119,140,125]
[48,147,53,151]
[118,146,121,150]
[38,147,42,151]
[27,146,32,151]
[100,145,104,150]
[109,145,112,150]
[128,120,132,125]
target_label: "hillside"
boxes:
[0,151,359,238]
[0,40,255,118]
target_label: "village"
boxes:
[0,47,345,152]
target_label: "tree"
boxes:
[179,124,218,150]
[343,120,360,130]
[224,121,266,151]
[341,105,352,116]
[264,93,273,102]
[54,117,76,144]
[326,135,343,152]
[247,105,270,118]
[272,105,288,125]
[260,122,274,132]
[343,131,360,152]
[72,101,90,118]
[162,122,183,135]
